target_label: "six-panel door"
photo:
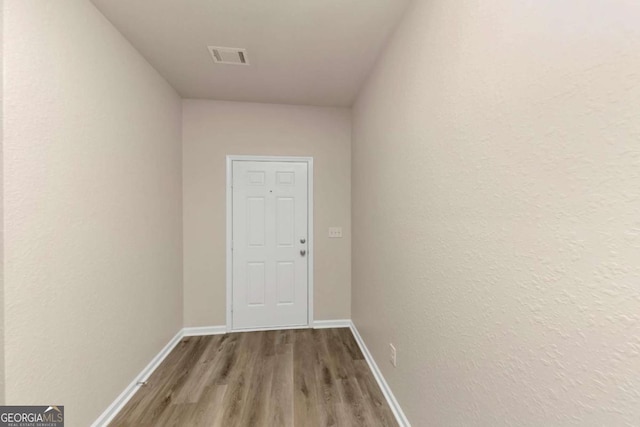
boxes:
[232,160,308,329]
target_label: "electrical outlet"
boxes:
[389,344,397,367]
[328,227,343,238]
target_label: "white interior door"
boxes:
[232,160,309,330]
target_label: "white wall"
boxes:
[3,1,182,425]
[183,100,351,327]
[352,0,640,425]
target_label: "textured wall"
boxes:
[352,0,640,425]
[4,1,182,425]
[183,100,351,327]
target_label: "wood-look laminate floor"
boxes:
[110,328,398,427]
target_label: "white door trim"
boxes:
[226,155,314,332]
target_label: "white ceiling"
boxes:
[91,0,411,107]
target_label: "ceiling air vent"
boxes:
[208,46,249,65]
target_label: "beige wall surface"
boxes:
[352,0,640,425]
[183,100,351,327]
[4,1,183,425]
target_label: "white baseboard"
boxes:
[91,329,184,427]
[183,325,227,336]
[349,321,411,427]
[94,321,410,427]
[312,319,351,329]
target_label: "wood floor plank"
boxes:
[293,329,322,427]
[109,328,398,427]
[187,384,227,426]
[269,343,294,426]
[173,335,223,404]
[238,333,275,426]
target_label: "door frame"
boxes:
[226,155,314,332]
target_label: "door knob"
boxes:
[300,238,306,244]
[300,249,306,256]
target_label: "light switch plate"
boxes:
[328,227,343,238]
